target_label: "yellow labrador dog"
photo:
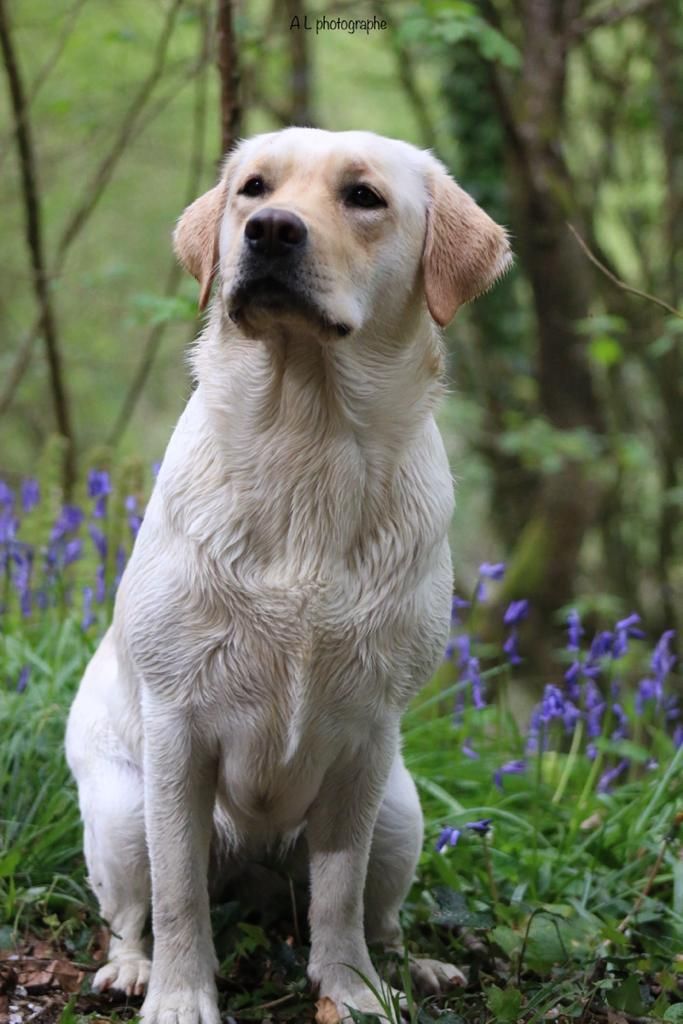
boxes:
[66,128,510,1022]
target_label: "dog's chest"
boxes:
[198,571,431,834]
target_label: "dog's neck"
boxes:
[163,304,447,574]
[193,303,445,473]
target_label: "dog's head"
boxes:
[174,128,511,342]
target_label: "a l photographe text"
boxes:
[289,14,388,35]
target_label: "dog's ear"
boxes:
[173,179,228,311]
[422,165,512,327]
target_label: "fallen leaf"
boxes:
[16,959,83,996]
[30,943,54,961]
[315,996,342,1024]
[49,960,84,994]
[580,812,603,831]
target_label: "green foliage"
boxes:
[397,2,520,69]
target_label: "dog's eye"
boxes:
[239,177,267,198]
[345,184,387,209]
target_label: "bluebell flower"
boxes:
[20,478,40,513]
[453,634,471,666]
[87,469,111,498]
[475,562,506,602]
[445,632,470,664]
[611,702,629,740]
[461,738,479,760]
[652,630,676,681]
[436,826,461,852]
[503,599,529,627]
[586,631,613,673]
[125,495,143,540]
[527,707,542,753]
[567,609,583,651]
[564,660,581,701]
[494,759,526,789]
[88,469,112,519]
[466,818,492,835]
[95,564,106,604]
[0,480,14,509]
[64,538,83,566]
[479,562,506,580]
[0,510,18,544]
[467,656,485,709]
[597,759,628,793]
[152,460,162,479]
[16,665,30,693]
[674,725,683,749]
[585,680,606,739]
[114,544,127,590]
[613,613,645,659]
[563,699,581,732]
[51,505,84,542]
[11,546,33,616]
[540,684,565,724]
[503,631,522,666]
[81,585,95,630]
[665,695,680,721]
[637,676,662,714]
[88,524,108,561]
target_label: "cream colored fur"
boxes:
[65,127,511,1023]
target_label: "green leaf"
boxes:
[431,887,493,929]
[588,335,624,367]
[592,737,650,764]
[606,975,649,1016]
[664,1004,683,1022]
[485,984,523,1023]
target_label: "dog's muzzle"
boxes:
[228,207,351,338]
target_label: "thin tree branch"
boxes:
[374,0,438,152]
[0,0,75,488]
[55,0,184,263]
[0,0,89,172]
[0,329,39,417]
[108,2,212,447]
[568,0,658,42]
[0,0,186,419]
[568,222,683,320]
[216,0,240,156]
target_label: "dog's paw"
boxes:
[406,956,466,995]
[140,985,220,1024]
[93,955,152,997]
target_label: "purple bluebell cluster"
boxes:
[524,610,678,789]
[1,471,151,690]
[446,561,528,723]
[435,819,492,851]
[443,561,679,800]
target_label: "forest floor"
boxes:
[3,612,683,1024]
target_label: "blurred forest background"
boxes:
[1,0,681,653]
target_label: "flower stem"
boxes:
[552,719,584,805]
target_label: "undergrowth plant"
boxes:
[1,462,682,1023]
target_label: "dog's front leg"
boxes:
[140,695,220,1024]
[307,722,401,1021]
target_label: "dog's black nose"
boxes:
[244,208,307,257]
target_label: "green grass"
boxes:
[2,613,683,1024]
